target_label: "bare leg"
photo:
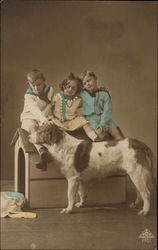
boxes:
[61,177,79,214]
[29,127,52,171]
[109,127,124,140]
[83,124,98,141]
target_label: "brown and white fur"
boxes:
[29,124,157,215]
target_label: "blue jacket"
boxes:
[80,89,116,131]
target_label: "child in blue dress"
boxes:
[80,70,124,140]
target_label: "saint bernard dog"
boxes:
[29,123,157,215]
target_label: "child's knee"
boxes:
[29,124,38,133]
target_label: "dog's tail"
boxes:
[129,138,157,188]
[140,141,157,189]
[146,146,157,187]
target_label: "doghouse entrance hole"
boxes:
[18,148,25,195]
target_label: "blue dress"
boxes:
[80,89,116,131]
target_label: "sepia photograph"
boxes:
[1,0,157,249]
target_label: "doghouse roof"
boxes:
[11,128,37,153]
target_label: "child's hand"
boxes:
[42,118,52,125]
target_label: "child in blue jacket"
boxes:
[80,70,124,140]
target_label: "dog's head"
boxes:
[29,123,64,145]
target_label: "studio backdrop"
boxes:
[1,1,157,180]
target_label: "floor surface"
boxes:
[1,181,157,250]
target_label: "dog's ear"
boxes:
[37,123,64,144]
[52,126,64,144]
[42,128,55,145]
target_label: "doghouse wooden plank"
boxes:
[10,129,19,146]
[29,179,68,208]
[29,176,126,208]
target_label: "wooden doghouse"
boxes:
[11,128,126,208]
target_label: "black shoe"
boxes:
[36,161,47,171]
[36,146,52,171]
[39,146,52,163]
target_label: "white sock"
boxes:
[87,130,98,141]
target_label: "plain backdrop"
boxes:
[1,1,157,180]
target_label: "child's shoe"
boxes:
[36,161,47,171]
[36,146,52,171]
[38,146,52,162]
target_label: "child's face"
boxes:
[83,75,97,93]
[29,78,45,94]
[63,80,78,97]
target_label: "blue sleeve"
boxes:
[99,92,112,129]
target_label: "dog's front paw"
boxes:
[75,202,84,208]
[137,209,149,216]
[60,208,72,214]
[129,202,137,208]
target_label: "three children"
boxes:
[20,69,124,171]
